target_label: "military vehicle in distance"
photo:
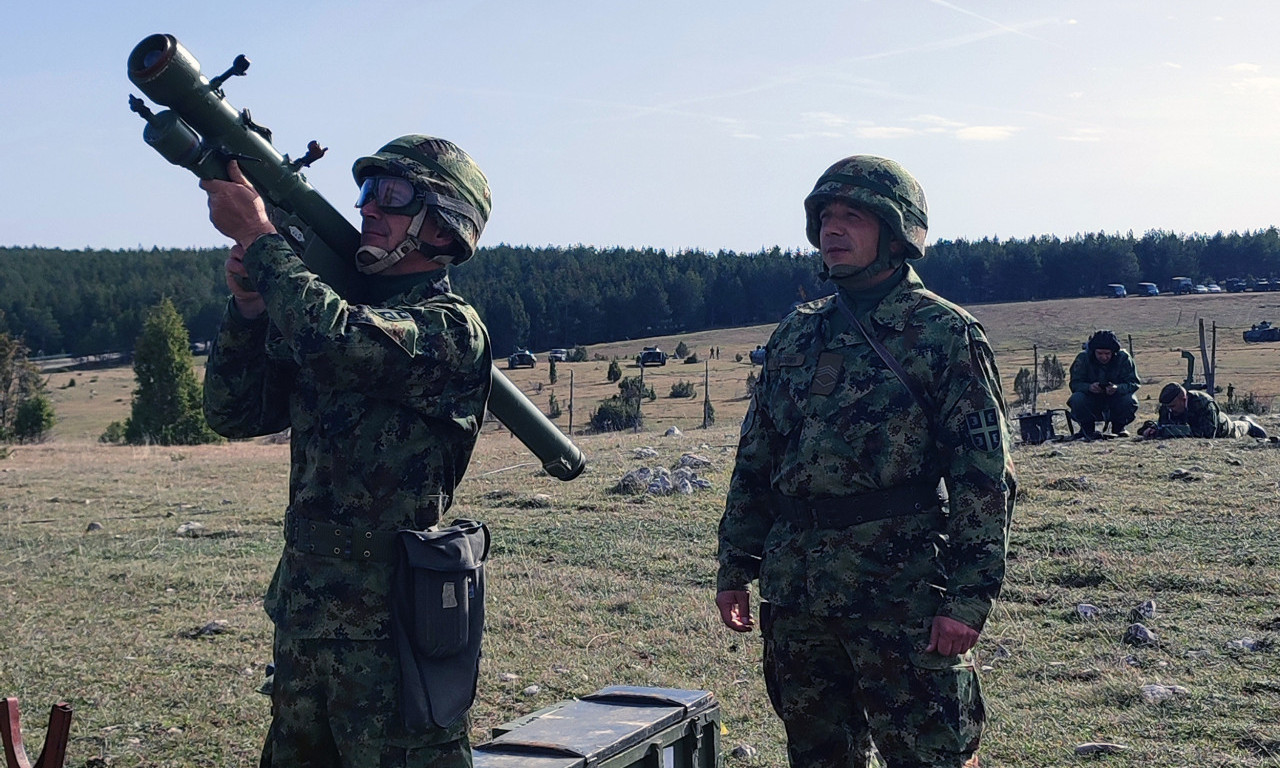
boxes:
[1244,322,1280,343]
[1170,276,1194,295]
[507,350,537,368]
[639,347,668,367]
[1105,283,1127,298]
[547,348,569,362]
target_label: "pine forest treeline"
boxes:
[2,227,1278,358]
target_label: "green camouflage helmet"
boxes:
[352,135,492,264]
[803,155,928,259]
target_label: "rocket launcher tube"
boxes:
[129,33,586,482]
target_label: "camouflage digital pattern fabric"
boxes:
[762,605,983,768]
[1067,348,1141,429]
[205,234,491,760]
[803,156,929,258]
[1158,390,1249,438]
[718,264,1016,631]
[352,135,491,262]
[261,635,471,768]
[204,233,492,641]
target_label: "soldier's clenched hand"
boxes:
[201,160,277,250]
[926,615,979,656]
[716,590,755,632]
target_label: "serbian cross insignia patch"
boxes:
[966,408,1002,451]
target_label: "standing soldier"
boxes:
[715,156,1016,768]
[200,136,493,768]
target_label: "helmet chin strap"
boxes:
[822,221,902,286]
[355,206,450,275]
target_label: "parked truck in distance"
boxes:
[1170,276,1194,295]
[1136,282,1160,296]
[639,346,668,367]
[1105,283,1127,298]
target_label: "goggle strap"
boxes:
[377,145,485,214]
[418,189,483,228]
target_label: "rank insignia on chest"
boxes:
[810,351,843,396]
[966,407,1002,451]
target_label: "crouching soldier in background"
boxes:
[1139,383,1268,440]
[1067,329,1140,439]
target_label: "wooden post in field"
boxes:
[568,370,574,435]
[636,361,644,433]
[1127,334,1134,357]
[702,359,710,429]
[1198,319,1215,395]
[1031,344,1039,414]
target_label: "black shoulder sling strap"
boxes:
[833,292,932,417]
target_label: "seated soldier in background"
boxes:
[1067,329,1141,439]
[1139,383,1268,439]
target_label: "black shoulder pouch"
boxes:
[391,519,490,731]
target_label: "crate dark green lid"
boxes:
[474,685,720,768]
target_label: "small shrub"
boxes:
[674,341,689,358]
[735,353,743,363]
[100,420,127,444]
[607,359,622,382]
[1039,354,1066,391]
[66,378,76,388]
[1014,367,1034,403]
[669,380,696,398]
[548,392,563,419]
[703,397,716,426]
[746,371,757,392]
[590,396,642,432]
[569,345,589,363]
[12,395,56,442]
[684,353,699,364]
[618,376,655,401]
[549,358,558,385]
[1222,389,1270,415]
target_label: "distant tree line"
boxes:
[2,227,1278,357]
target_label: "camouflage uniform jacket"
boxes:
[1159,390,1231,438]
[1068,349,1140,395]
[204,235,492,640]
[717,266,1016,631]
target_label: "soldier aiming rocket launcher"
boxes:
[128,33,585,480]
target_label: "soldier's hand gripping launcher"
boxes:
[128,33,585,481]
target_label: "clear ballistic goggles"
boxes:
[355,175,422,215]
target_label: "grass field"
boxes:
[4,291,1280,766]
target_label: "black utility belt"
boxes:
[777,480,946,529]
[284,513,398,562]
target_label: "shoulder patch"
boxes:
[965,407,1003,451]
[349,305,420,355]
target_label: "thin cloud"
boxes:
[1228,63,1263,72]
[912,114,967,129]
[854,126,920,139]
[956,126,1020,141]
[927,0,1066,47]
[800,112,852,128]
[1057,127,1104,143]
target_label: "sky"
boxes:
[2,1,1278,254]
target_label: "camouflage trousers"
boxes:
[261,634,471,768]
[761,604,984,768]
